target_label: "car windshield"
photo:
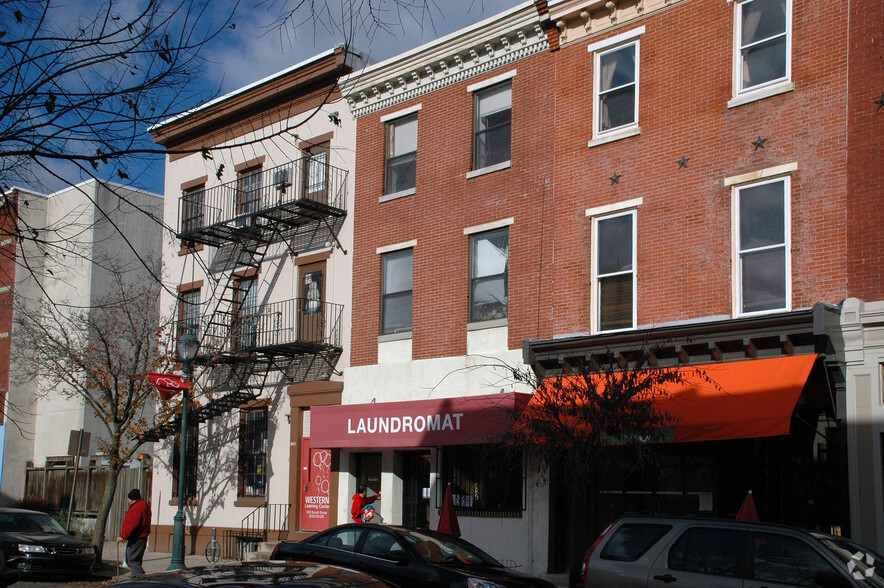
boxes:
[396,529,503,568]
[816,535,884,587]
[0,512,68,534]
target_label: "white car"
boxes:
[580,515,883,587]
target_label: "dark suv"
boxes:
[580,515,883,587]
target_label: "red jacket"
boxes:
[351,493,379,522]
[120,499,151,540]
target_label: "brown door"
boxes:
[298,262,325,344]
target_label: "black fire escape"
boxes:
[142,157,347,442]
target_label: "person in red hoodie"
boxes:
[117,489,151,576]
[350,486,380,523]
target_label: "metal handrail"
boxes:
[179,159,348,236]
[174,298,344,355]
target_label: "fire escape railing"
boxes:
[180,298,344,355]
[179,159,348,246]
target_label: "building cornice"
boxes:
[150,47,362,149]
[342,2,547,118]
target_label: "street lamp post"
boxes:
[168,332,199,571]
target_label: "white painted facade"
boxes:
[1,180,162,504]
[841,298,884,552]
[151,49,357,539]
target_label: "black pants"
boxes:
[126,536,148,577]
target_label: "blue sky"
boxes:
[85,0,523,196]
[19,0,527,194]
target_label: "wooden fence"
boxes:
[24,462,152,537]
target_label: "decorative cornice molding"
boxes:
[343,6,547,118]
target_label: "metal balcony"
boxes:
[178,159,348,248]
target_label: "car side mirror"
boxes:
[814,569,853,588]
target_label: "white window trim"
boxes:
[467,160,512,179]
[379,187,416,203]
[730,175,792,318]
[591,209,637,334]
[586,197,643,218]
[727,80,794,109]
[732,0,792,99]
[377,239,417,255]
[589,27,644,142]
[467,70,517,94]
[464,217,514,235]
[380,103,422,123]
[724,162,798,186]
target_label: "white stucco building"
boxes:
[0,180,162,505]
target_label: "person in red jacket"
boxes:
[117,489,151,576]
[350,486,380,523]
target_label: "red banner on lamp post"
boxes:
[148,373,190,400]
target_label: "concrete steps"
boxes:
[242,541,280,562]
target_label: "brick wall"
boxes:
[351,0,877,367]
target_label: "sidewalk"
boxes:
[99,541,236,580]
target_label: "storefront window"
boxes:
[441,445,523,515]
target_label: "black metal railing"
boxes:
[177,298,343,356]
[179,159,348,239]
[225,503,291,559]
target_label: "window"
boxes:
[473,82,512,170]
[304,145,329,202]
[601,524,672,562]
[385,114,417,195]
[595,41,638,134]
[181,184,204,234]
[668,527,743,577]
[593,211,635,332]
[736,177,789,314]
[178,288,200,339]
[237,166,262,217]
[470,229,508,322]
[381,249,413,334]
[752,532,837,586]
[234,277,258,348]
[238,406,268,497]
[172,425,198,500]
[736,0,790,93]
[442,445,523,514]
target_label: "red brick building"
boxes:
[314,0,883,576]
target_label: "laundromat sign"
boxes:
[310,393,531,448]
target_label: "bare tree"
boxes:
[496,350,716,577]
[13,264,172,559]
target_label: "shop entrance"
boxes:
[355,452,382,496]
[401,450,431,528]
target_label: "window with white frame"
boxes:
[473,83,512,171]
[593,211,635,332]
[736,0,790,94]
[385,114,417,195]
[470,228,508,322]
[735,177,789,314]
[595,41,638,135]
[381,248,413,334]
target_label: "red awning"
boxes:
[531,354,818,443]
[310,392,531,448]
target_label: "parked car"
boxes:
[0,507,95,578]
[271,523,556,588]
[579,515,884,588]
[112,561,394,587]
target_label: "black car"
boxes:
[0,507,96,578]
[270,524,556,588]
[112,561,393,587]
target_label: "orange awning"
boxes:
[533,355,818,443]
